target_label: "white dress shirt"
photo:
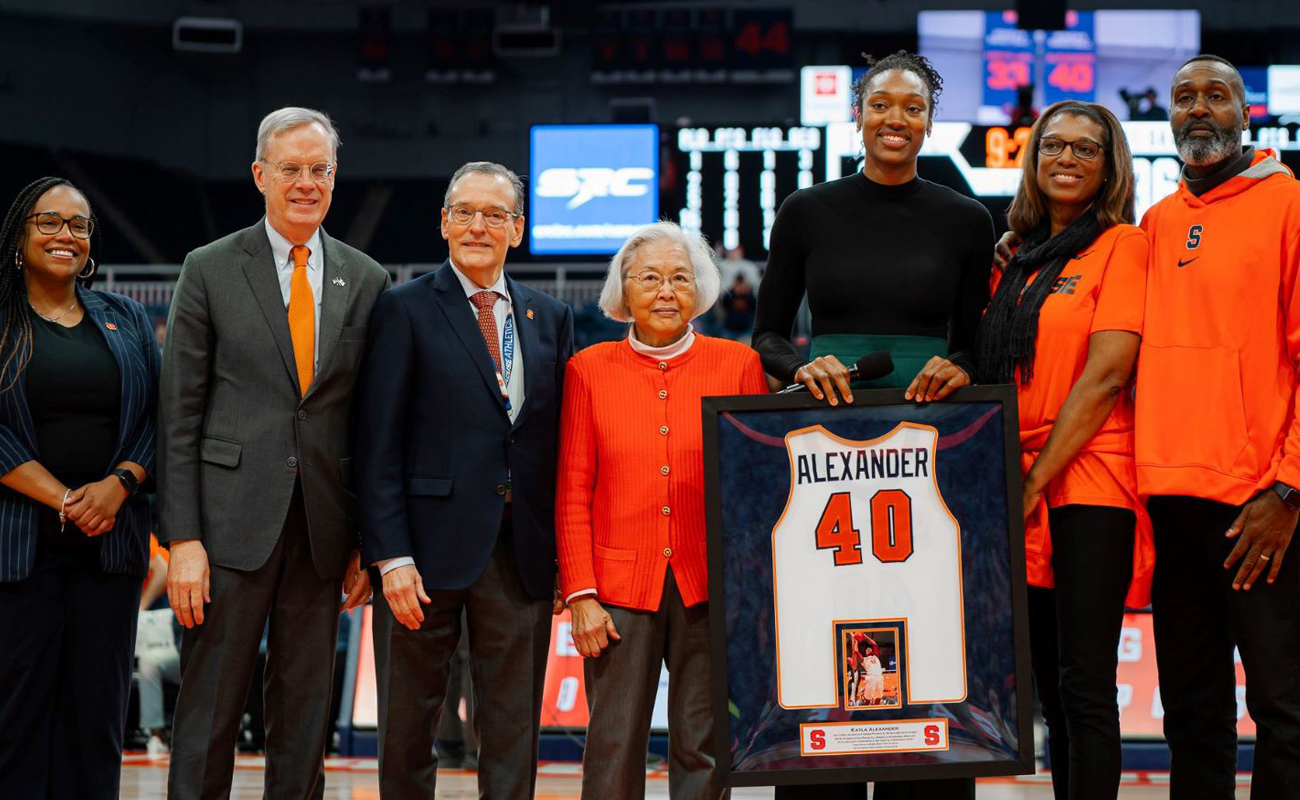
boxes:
[264,218,324,369]
[377,261,526,576]
[565,324,697,603]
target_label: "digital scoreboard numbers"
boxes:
[672,126,824,256]
[1042,12,1097,105]
[980,11,1097,114]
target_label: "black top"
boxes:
[1184,146,1255,197]
[28,308,121,558]
[752,172,996,382]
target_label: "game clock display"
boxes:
[702,387,1034,785]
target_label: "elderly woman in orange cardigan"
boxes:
[556,221,766,799]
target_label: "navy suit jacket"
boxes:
[356,262,574,600]
[0,288,160,582]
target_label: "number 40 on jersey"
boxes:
[815,490,915,566]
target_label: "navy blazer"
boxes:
[0,288,160,582]
[355,262,574,600]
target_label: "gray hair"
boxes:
[445,162,526,216]
[255,107,341,162]
[598,222,722,323]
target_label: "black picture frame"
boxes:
[702,385,1035,787]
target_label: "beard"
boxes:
[1174,121,1241,167]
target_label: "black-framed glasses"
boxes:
[1039,137,1104,160]
[445,205,516,229]
[26,212,94,239]
[262,160,335,183]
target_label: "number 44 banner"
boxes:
[702,386,1034,786]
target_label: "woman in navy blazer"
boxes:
[0,178,159,799]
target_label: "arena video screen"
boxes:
[919,10,1200,124]
[528,124,659,256]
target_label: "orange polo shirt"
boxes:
[993,224,1153,606]
[556,335,768,612]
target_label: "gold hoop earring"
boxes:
[78,257,96,280]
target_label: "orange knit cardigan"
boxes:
[556,335,768,611]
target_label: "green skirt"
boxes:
[810,334,948,390]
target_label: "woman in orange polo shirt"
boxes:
[557,221,766,799]
[975,100,1153,800]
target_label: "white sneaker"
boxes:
[147,735,170,756]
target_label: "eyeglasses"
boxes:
[627,270,696,293]
[262,160,335,183]
[26,212,94,239]
[1039,137,1104,160]
[445,206,516,229]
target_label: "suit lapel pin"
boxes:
[332,276,346,287]
[526,308,535,320]
[105,322,117,331]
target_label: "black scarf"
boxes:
[976,210,1103,385]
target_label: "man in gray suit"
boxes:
[160,107,389,800]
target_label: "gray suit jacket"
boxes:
[158,220,390,579]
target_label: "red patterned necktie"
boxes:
[470,290,502,372]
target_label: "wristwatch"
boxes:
[1273,481,1300,511]
[112,467,140,497]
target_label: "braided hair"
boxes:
[0,177,102,392]
[851,50,945,122]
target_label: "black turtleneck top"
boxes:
[752,171,995,382]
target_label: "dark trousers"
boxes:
[435,616,478,758]
[0,555,141,799]
[581,569,725,800]
[774,779,973,799]
[1149,495,1300,800]
[373,532,552,800]
[1027,505,1135,800]
[168,487,342,800]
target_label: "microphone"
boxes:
[778,351,894,394]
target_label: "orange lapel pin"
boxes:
[526,308,535,320]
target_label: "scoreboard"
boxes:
[668,126,825,254]
[663,121,1300,259]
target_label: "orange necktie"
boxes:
[287,245,315,396]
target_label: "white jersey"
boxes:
[864,654,883,679]
[772,423,966,708]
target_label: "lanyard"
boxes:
[498,311,515,410]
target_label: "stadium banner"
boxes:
[702,386,1034,786]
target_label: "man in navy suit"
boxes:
[356,161,574,800]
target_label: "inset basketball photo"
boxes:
[838,624,903,711]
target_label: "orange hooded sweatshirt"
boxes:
[1136,150,1300,503]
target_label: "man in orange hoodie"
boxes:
[1136,54,1300,799]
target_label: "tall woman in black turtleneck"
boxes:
[758,52,990,800]
[753,52,994,408]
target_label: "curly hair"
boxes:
[851,50,945,122]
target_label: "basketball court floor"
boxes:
[119,754,1252,798]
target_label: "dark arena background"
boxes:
[2,1,1295,797]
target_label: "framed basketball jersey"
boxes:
[703,386,1034,786]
